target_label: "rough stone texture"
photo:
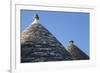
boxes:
[21,23,72,63]
[67,43,89,60]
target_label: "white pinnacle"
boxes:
[32,14,39,24]
[23,14,40,32]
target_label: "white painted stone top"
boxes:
[32,14,39,24]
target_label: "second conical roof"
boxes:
[66,41,89,60]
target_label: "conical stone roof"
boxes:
[21,14,72,63]
[66,40,89,60]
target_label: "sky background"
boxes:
[20,9,89,56]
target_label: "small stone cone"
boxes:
[66,40,89,60]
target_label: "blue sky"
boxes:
[20,9,90,56]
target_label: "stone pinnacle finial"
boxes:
[34,14,39,20]
[69,40,74,44]
[32,14,39,24]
